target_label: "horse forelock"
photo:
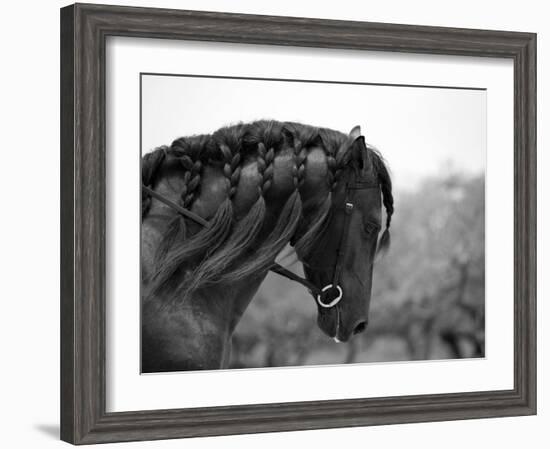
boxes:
[142,120,392,304]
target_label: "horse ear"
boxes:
[348,125,361,140]
[352,135,373,176]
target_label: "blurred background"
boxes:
[230,171,485,368]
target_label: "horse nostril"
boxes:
[353,321,367,335]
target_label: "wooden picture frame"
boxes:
[60,3,536,444]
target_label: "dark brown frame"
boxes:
[60,3,537,444]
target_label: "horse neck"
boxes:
[141,275,267,371]
[141,146,336,371]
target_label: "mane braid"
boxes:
[181,141,268,295]
[153,152,203,265]
[291,131,333,259]
[215,135,303,284]
[149,139,236,300]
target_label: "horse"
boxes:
[141,120,393,373]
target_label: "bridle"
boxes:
[302,176,379,309]
[142,175,378,309]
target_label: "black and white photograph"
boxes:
[140,74,486,373]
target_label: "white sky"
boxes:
[142,75,486,191]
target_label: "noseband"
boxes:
[142,177,378,309]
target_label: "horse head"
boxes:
[299,126,393,342]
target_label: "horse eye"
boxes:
[363,221,381,236]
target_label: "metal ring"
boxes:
[316,284,343,308]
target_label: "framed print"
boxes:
[60,3,536,444]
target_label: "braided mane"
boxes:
[142,120,393,304]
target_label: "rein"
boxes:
[142,178,377,308]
